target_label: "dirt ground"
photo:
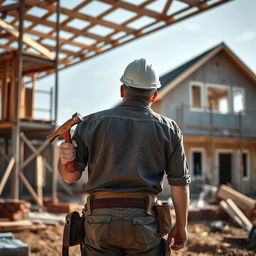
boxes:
[13,221,256,256]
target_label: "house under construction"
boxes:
[0,0,233,207]
[153,43,256,195]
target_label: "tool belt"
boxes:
[156,200,172,236]
[85,192,157,216]
[92,197,146,210]
[85,192,172,237]
[62,211,85,256]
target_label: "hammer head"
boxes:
[47,112,83,142]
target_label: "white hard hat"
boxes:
[120,58,161,89]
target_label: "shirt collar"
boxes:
[121,99,151,109]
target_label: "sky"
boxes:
[36,0,256,125]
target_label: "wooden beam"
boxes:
[179,0,207,8]
[216,185,256,212]
[19,172,44,208]
[226,199,253,232]
[163,0,173,16]
[25,29,89,49]
[25,0,135,34]
[0,19,54,60]
[0,32,12,38]
[99,0,162,19]
[36,155,44,206]
[0,157,15,195]
[220,200,247,229]
[17,13,105,41]
[0,3,21,12]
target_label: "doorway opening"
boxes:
[219,153,232,185]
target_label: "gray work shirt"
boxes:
[73,100,191,194]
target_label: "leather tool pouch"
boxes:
[62,211,85,256]
[156,201,172,236]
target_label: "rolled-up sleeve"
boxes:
[72,122,88,172]
[165,128,191,186]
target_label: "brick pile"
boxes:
[0,200,31,221]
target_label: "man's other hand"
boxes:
[167,225,187,251]
[59,140,77,165]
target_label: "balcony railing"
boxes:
[177,104,256,138]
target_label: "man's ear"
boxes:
[151,91,158,103]
[120,85,124,98]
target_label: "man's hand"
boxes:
[167,225,187,251]
[59,140,77,165]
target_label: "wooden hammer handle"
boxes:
[62,130,76,172]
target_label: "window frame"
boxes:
[189,81,204,112]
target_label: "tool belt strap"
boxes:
[92,197,146,210]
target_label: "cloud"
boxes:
[235,31,256,43]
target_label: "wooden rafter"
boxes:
[0,19,54,59]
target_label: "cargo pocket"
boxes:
[85,215,112,243]
[132,216,158,245]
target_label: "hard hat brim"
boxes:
[120,76,161,89]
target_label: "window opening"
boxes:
[242,153,248,178]
[207,86,229,113]
[193,151,202,176]
[233,88,245,113]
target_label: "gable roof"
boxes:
[157,42,256,101]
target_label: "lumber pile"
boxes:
[0,200,31,221]
[0,220,46,232]
[216,185,256,214]
[216,185,256,241]
[44,201,81,213]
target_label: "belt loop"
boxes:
[86,194,93,216]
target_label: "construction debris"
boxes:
[188,205,227,222]
[220,198,256,241]
[0,232,30,256]
[216,185,256,213]
[27,212,65,225]
[210,220,229,232]
[0,200,31,221]
[0,220,46,232]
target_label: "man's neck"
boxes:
[123,97,151,105]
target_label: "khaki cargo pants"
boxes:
[81,208,164,256]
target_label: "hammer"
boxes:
[48,112,83,172]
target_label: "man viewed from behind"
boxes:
[58,58,191,255]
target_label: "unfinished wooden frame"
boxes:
[0,0,232,80]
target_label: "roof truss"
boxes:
[0,0,232,78]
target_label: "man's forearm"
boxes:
[58,160,82,183]
[171,185,189,227]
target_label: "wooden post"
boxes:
[11,0,25,199]
[238,111,243,192]
[36,155,44,210]
[52,0,60,202]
